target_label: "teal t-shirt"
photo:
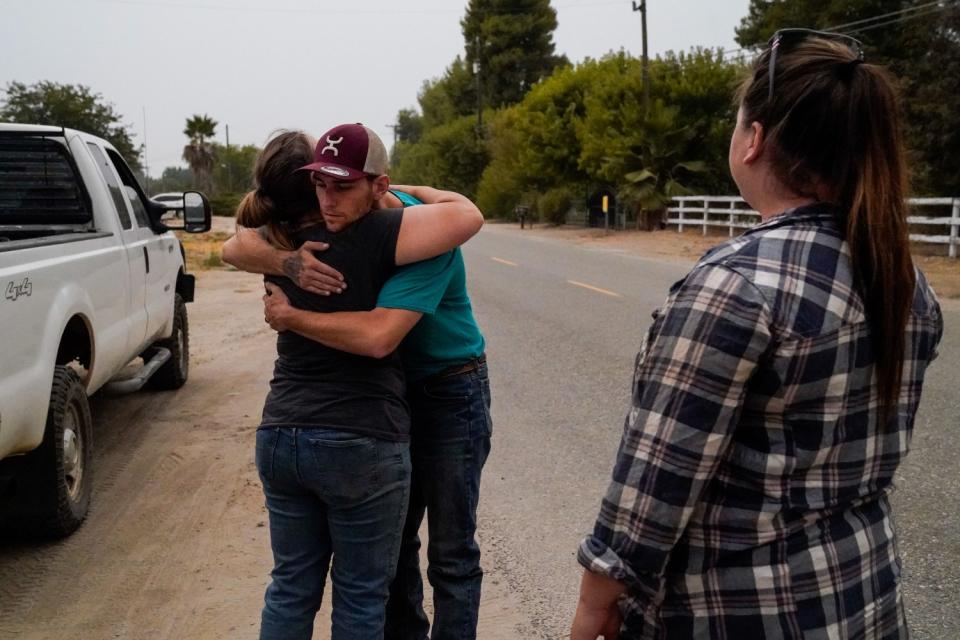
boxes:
[377,191,486,381]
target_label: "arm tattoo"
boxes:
[282,253,303,283]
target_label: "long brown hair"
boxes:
[738,36,915,423]
[235,130,317,250]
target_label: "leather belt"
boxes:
[432,354,487,380]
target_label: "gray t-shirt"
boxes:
[259,208,409,441]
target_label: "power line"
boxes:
[719,1,958,59]
[843,3,955,35]
[826,0,948,31]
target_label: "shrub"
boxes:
[537,187,574,225]
[207,192,244,217]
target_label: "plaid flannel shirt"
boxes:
[579,204,943,639]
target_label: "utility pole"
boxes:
[386,124,398,146]
[474,34,483,134]
[225,124,232,193]
[632,1,650,114]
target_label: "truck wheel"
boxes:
[6,366,93,538]
[147,294,189,390]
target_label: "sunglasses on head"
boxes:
[766,28,865,102]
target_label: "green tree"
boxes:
[477,50,743,222]
[735,0,960,195]
[418,57,477,130]
[508,61,593,190]
[391,115,488,198]
[390,57,488,193]
[0,81,141,171]
[476,106,528,217]
[150,166,193,194]
[619,103,709,228]
[578,50,741,197]
[211,142,259,194]
[182,114,217,193]
[395,108,423,144]
[537,185,575,225]
[389,0,567,197]
[462,0,568,109]
[476,57,605,219]
[390,108,425,167]
[205,141,260,216]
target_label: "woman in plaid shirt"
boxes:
[571,32,944,639]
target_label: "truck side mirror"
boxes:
[153,191,210,233]
[181,191,211,233]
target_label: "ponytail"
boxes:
[843,65,915,424]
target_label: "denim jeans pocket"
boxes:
[375,440,411,485]
[255,428,279,482]
[304,432,381,504]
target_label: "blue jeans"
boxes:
[385,363,493,640]
[256,427,411,640]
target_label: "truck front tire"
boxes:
[147,294,189,390]
[2,366,93,539]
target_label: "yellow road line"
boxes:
[567,280,623,298]
[491,257,519,267]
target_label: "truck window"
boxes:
[0,135,91,225]
[86,143,132,230]
[105,149,151,229]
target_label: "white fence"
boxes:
[667,196,960,258]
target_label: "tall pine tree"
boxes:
[390,0,567,195]
[462,0,568,110]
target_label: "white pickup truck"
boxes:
[0,124,211,538]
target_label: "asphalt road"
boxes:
[467,224,960,639]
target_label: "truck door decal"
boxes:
[4,278,33,301]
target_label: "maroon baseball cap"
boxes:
[299,123,389,181]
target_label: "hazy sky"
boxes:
[1,0,750,177]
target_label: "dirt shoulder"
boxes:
[496,221,960,298]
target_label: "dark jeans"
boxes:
[256,427,411,640]
[385,363,493,640]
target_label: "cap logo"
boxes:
[320,166,350,177]
[322,135,344,157]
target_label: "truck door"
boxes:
[104,150,175,346]
[85,143,148,357]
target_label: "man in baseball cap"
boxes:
[298,123,395,234]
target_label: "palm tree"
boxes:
[182,114,217,193]
[618,102,707,230]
